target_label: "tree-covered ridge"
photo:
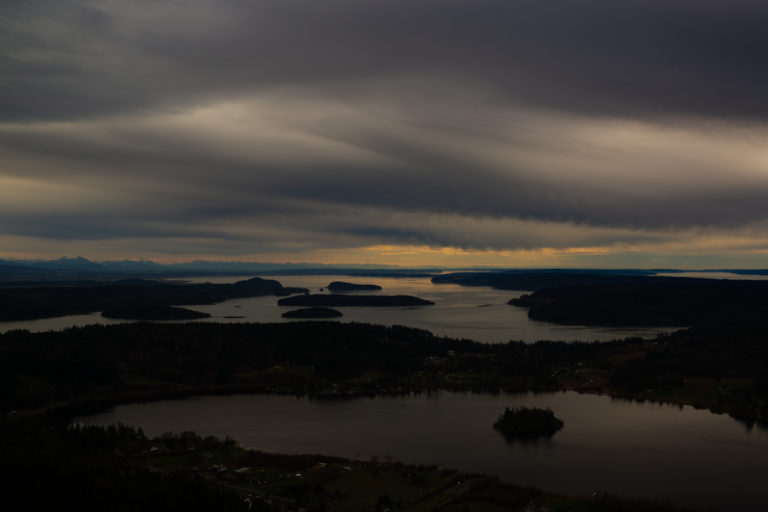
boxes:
[2,322,767,424]
[0,322,463,412]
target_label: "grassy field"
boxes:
[136,441,693,512]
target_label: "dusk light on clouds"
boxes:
[3,0,768,267]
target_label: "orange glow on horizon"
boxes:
[3,239,768,270]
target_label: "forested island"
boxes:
[326,281,382,292]
[493,407,564,439]
[277,294,434,307]
[508,279,768,326]
[281,307,343,319]
[0,277,307,322]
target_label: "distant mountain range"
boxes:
[0,257,439,282]
[1,256,767,283]
[1,256,399,272]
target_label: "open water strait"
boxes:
[0,275,674,343]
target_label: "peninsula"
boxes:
[101,304,210,320]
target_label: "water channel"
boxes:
[0,275,674,343]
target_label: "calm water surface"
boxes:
[655,271,768,280]
[77,391,768,512]
[0,275,674,343]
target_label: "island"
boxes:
[101,304,210,320]
[507,278,768,327]
[493,407,564,439]
[0,276,307,322]
[277,294,434,307]
[327,281,382,292]
[281,307,343,319]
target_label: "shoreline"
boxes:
[12,379,765,432]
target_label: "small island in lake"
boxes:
[101,304,210,320]
[282,307,343,318]
[277,294,435,307]
[327,281,382,292]
[493,407,564,439]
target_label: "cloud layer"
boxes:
[2,0,768,265]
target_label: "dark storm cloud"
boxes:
[3,95,768,245]
[4,0,768,261]
[3,0,768,121]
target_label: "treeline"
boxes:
[0,322,476,412]
[2,321,767,423]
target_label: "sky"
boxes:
[2,0,768,268]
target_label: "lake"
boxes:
[0,275,674,343]
[76,390,768,512]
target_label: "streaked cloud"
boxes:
[2,1,768,266]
